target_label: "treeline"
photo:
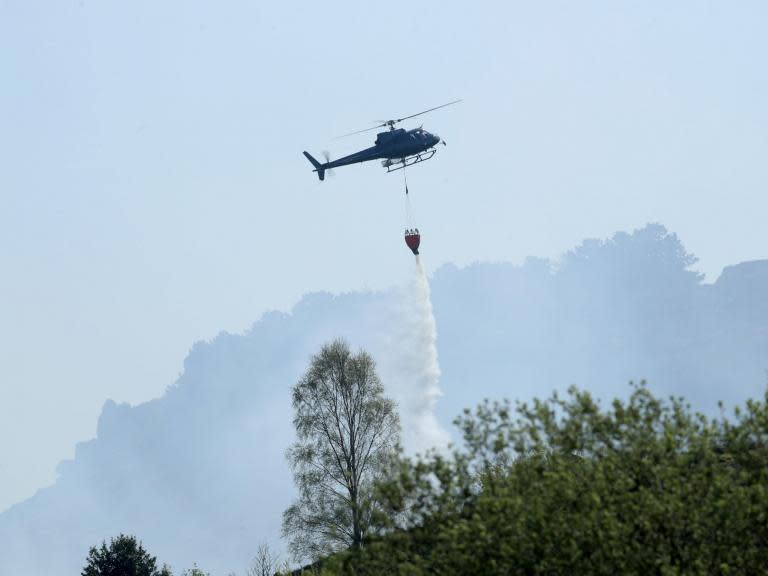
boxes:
[322,384,768,575]
[81,534,285,576]
[81,341,768,575]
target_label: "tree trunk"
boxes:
[350,486,362,549]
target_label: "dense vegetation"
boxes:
[82,383,768,575]
[322,384,768,575]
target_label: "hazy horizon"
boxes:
[2,0,767,536]
[3,223,767,575]
[2,222,765,516]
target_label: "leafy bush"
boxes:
[82,534,171,576]
[325,384,768,575]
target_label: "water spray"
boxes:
[380,247,449,455]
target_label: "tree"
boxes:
[245,543,279,576]
[82,534,171,576]
[323,384,768,575]
[282,339,401,561]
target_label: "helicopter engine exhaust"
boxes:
[303,151,326,181]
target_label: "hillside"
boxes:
[1,224,766,575]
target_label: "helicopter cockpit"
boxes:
[412,128,440,147]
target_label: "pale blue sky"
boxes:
[1,1,767,511]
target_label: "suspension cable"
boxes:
[403,164,417,231]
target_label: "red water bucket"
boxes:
[405,231,420,255]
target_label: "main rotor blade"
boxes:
[334,123,387,140]
[332,99,461,139]
[394,99,462,123]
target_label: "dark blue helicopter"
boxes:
[303,100,460,181]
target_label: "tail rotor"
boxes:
[322,150,336,178]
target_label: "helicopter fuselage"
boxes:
[304,127,441,180]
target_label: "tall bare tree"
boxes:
[245,543,279,576]
[282,339,400,561]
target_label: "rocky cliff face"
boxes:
[1,225,766,575]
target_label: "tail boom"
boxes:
[303,151,326,181]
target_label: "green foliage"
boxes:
[82,534,169,576]
[323,384,768,575]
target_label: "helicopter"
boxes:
[303,100,461,181]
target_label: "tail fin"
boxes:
[303,151,326,181]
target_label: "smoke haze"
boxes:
[1,225,766,575]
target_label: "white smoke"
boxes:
[377,255,450,455]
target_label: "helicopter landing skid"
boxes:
[384,149,437,173]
